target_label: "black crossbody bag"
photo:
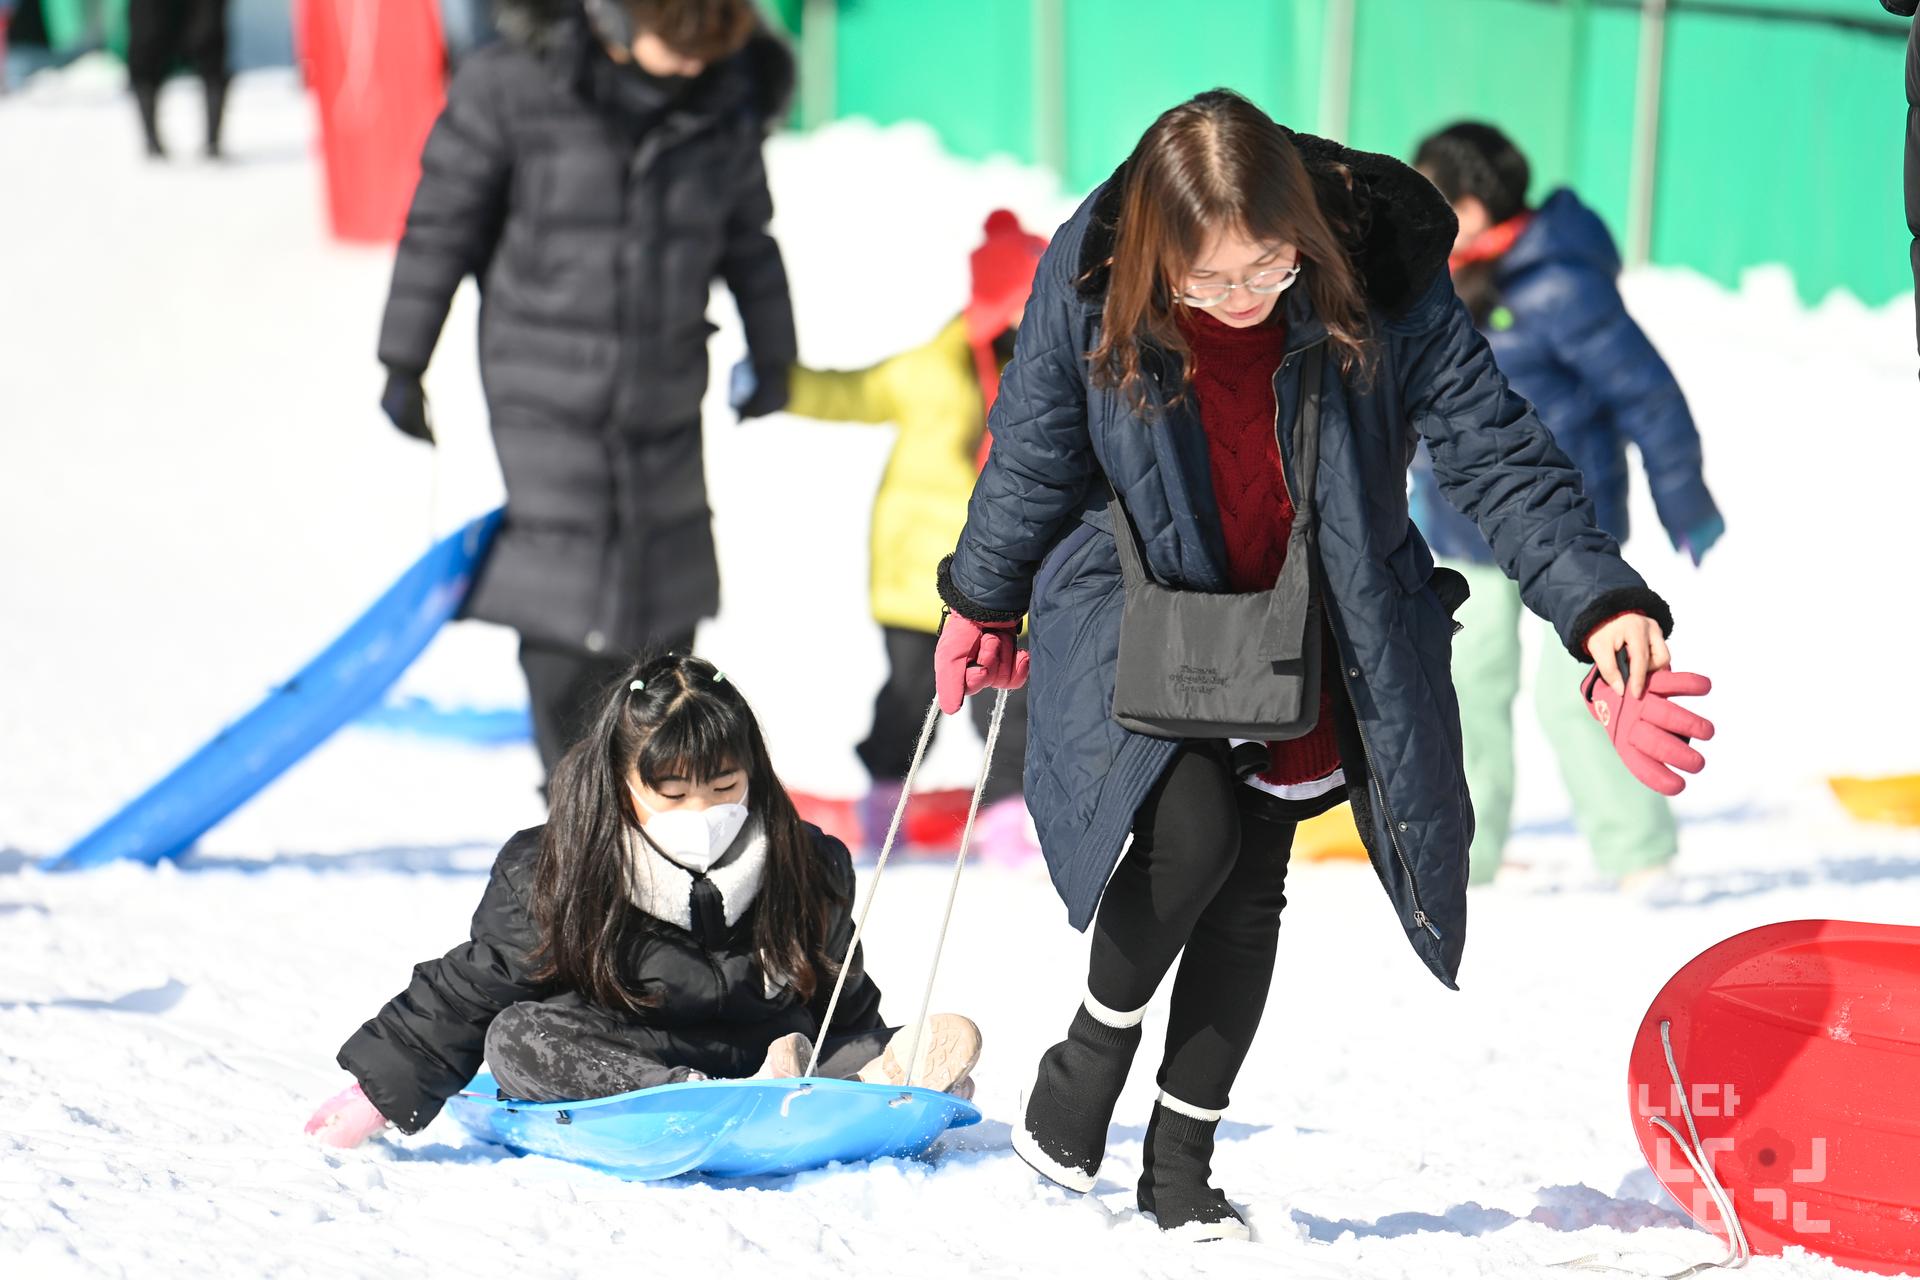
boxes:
[1109,349,1325,740]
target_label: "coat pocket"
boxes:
[1387,527,1469,634]
[1385,527,1436,594]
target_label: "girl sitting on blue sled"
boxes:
[306,652,981,1147]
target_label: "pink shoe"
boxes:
[971,797,1040,868]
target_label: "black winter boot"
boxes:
[134,82,165,158]
[203,76,228,159]
[1137,1101,1251,1242]
[1012,1004,1142,1192]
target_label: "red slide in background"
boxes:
[294,0,446,244]
[789,789,979,860]
[1629,919,1920,1275]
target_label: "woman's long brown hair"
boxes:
[529,652,843,1013]
[1088,90,1373,413]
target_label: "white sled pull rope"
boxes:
[1555,1019,1752,1278]
[805,691,1009,1085]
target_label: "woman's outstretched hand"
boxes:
[1584,612,1670,699]
[934,611,1029,714]
[304,1082,390,1149]
[1580,665,1715,797]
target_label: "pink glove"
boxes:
[304,1082,391,1149]
[934,611,1029,715]
[1581,664,1715,796]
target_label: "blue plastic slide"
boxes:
[44,510,504,871]
[447,1072,982,1181]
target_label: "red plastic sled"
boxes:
[1629,920,1920,1276]
[295,0,446,243]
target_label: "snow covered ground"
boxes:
[4,69,1919,1278]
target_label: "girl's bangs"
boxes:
[630,696,752,789]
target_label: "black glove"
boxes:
[380,370,434,444]
[729,358,790,422]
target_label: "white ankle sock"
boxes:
[1158,1090,1223,1122]
[1082,987,1149,1029]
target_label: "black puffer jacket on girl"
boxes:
[337,823,882,1134]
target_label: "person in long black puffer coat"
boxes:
[375,0,798,780]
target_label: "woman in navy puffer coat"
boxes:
[933,93,1693,1238]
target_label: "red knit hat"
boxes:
[967,210,1047,344]
[966,210,1048,419]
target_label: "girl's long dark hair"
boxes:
[530,651,843,1012]
[1087,90,1374,414]
[1414,121,1532,325]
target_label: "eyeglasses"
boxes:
[1176,261,1303,309]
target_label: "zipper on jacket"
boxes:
[1273,356,1295,513]
[1280,342,1442,944]
[1268,337,1328,514]
[1331,623,1443,941]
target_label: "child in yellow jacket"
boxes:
[787,211,1046,862]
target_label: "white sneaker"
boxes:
[857,1014,983,1093]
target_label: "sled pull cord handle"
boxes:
[804,698,940,1079]
[897,687,1007,1088]
[1553,1020,1752,1278]
[805,691,1007,1085]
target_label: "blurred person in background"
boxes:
[784,210,1046,864]
[0,0,13,94]
[1889,0,1918,370]
[440,0,499,65]
[375,0,797,785]
[1411,122,1722,890]
[127,0,229,158]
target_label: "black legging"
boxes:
[485,997,896,1101]
[1088,741,1315,1112]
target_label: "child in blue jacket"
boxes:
[1411,122,1723,886]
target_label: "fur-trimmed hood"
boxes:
[1074,130,1457,320]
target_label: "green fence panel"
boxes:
[766,0,805,38]
[833,0,1038,165]
[1566,3,1641,247]
[1345,0,1581,208]
[806,0,1911,304]
[39,0,128,55]
[1058,0,1324,191]
[1656,8,1907,303]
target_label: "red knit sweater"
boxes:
[1178,307,1342,790]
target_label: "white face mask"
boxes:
[630,785,751,873]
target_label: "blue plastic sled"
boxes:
[45,510,504,871]
[447,1072,982,1181]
